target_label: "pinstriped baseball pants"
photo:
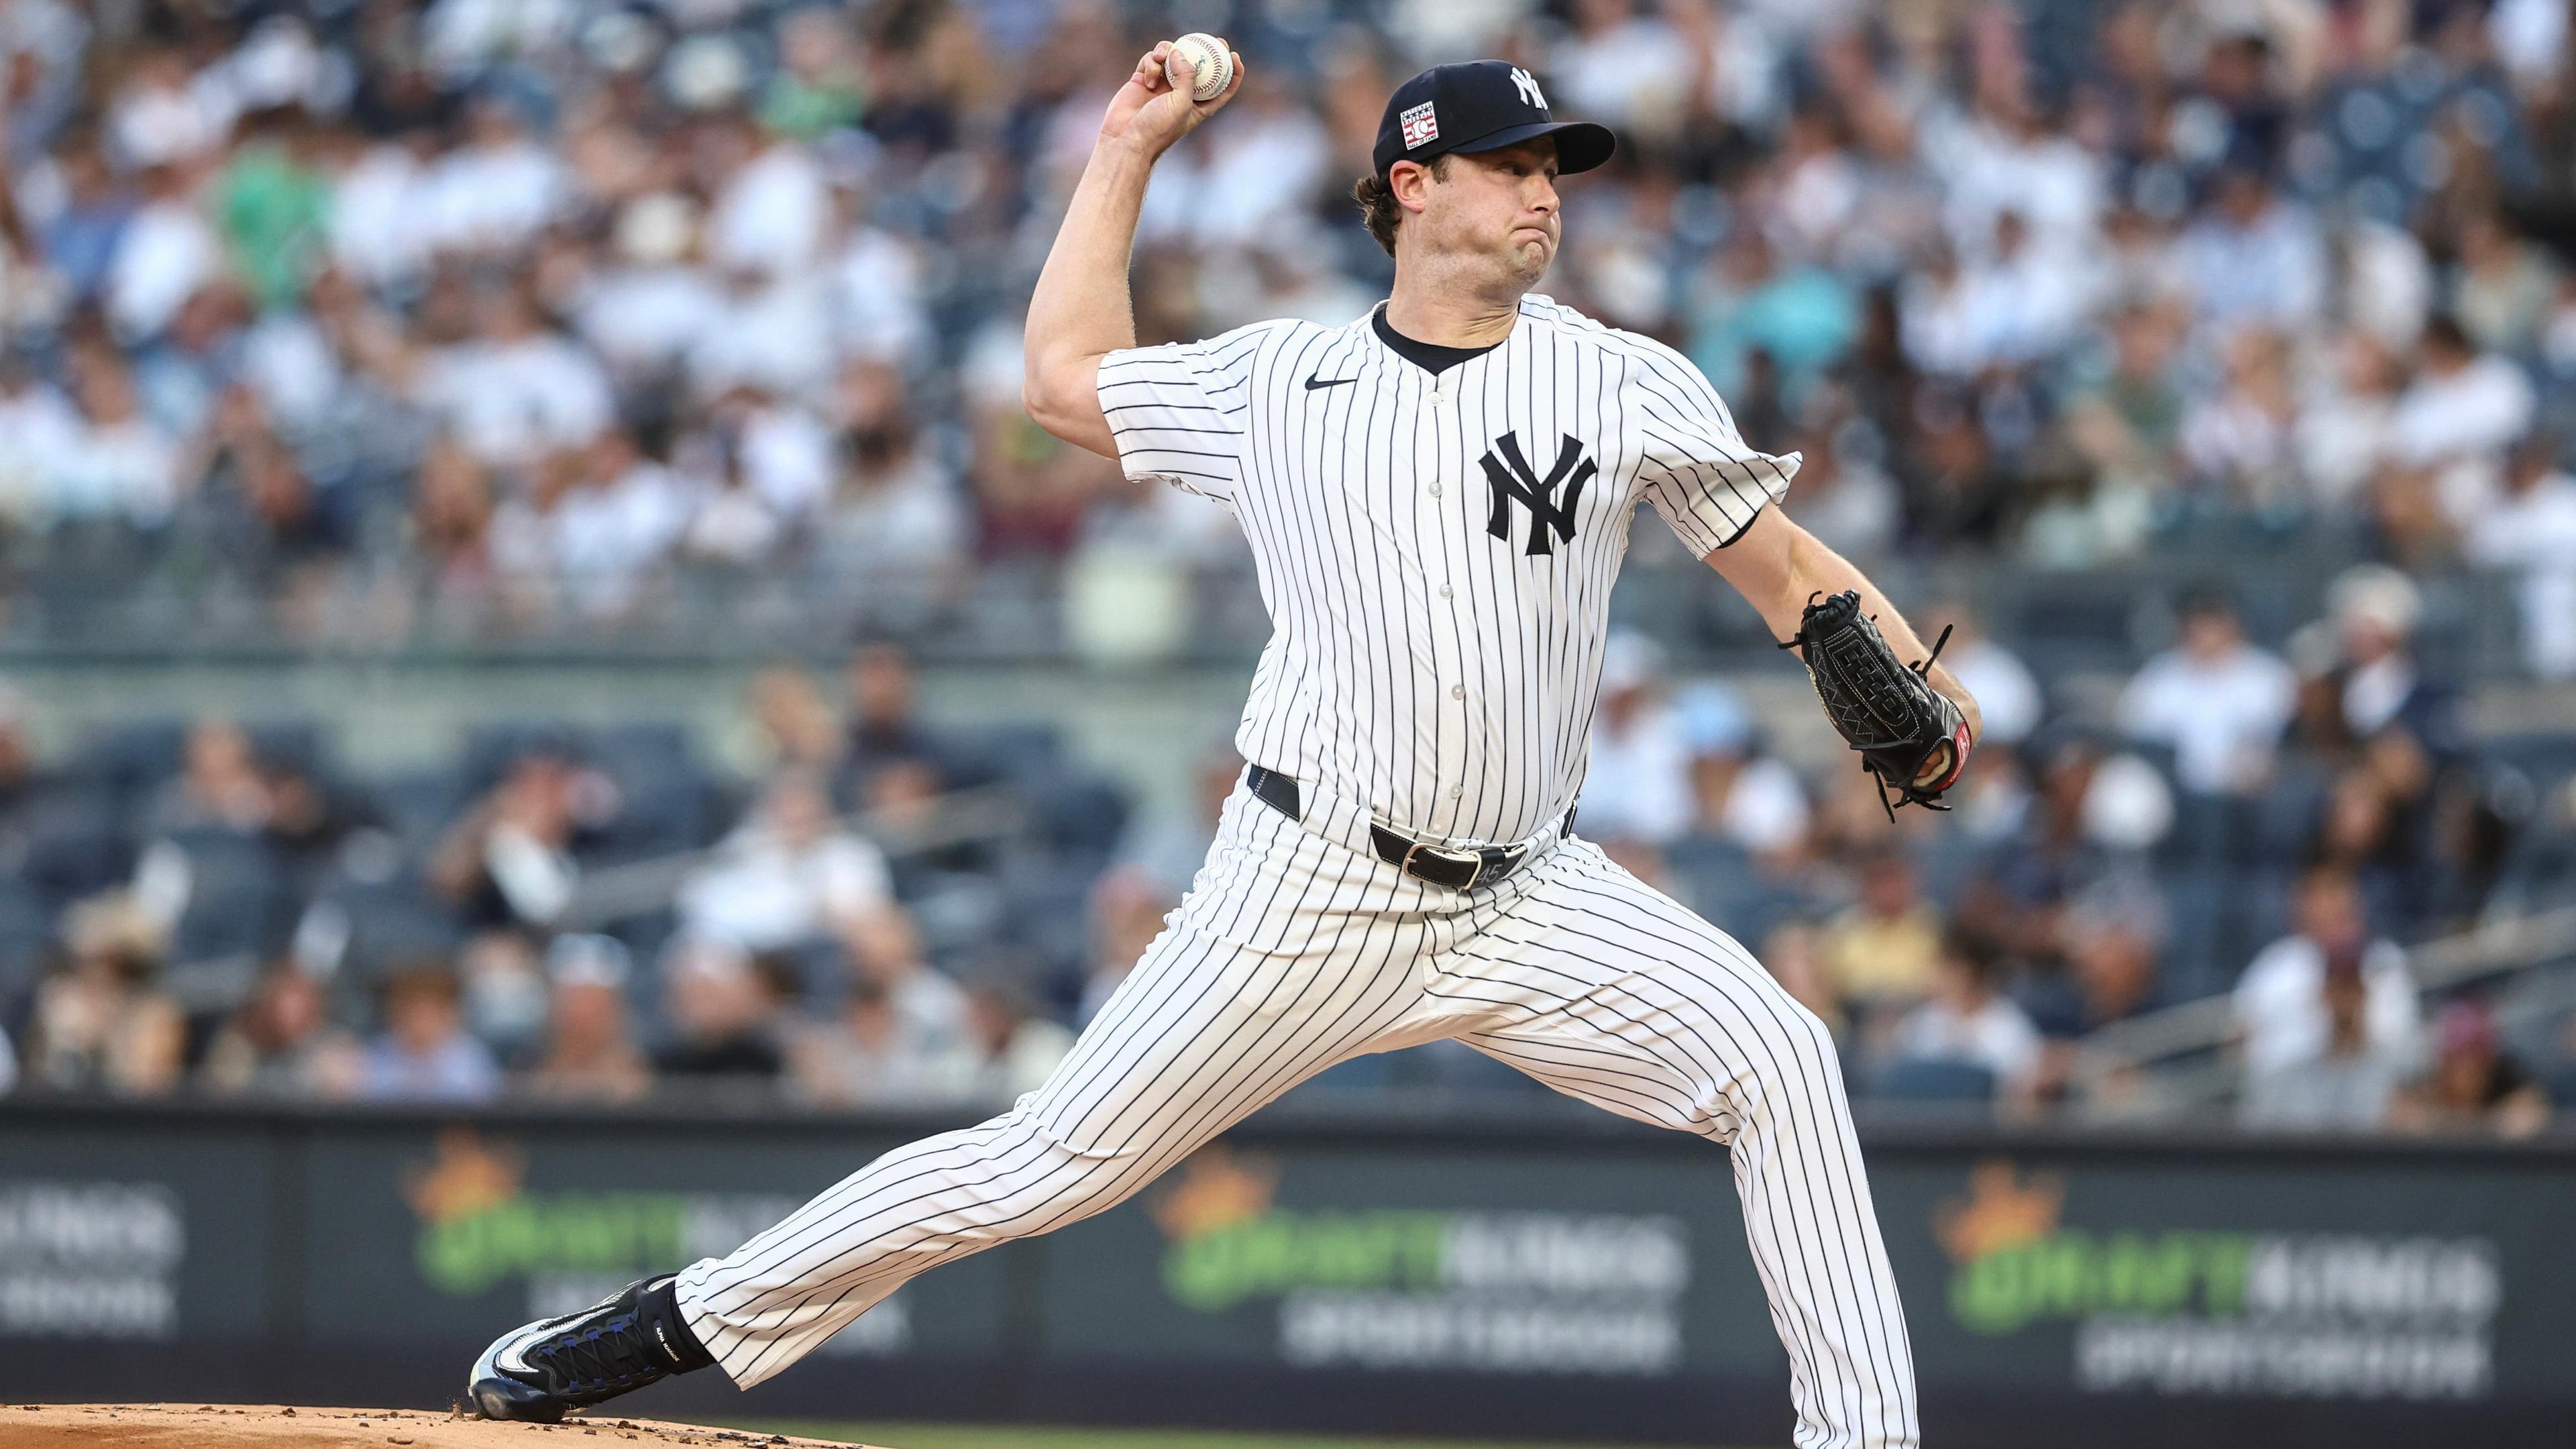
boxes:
[674,780,1921,1448]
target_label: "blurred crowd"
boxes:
[0,617,2569,1133]
[0,642,1112,1111]
[0,0,2572,664]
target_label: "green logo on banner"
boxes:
[404,1128,692,1296]
[1938,1159,2251,1334]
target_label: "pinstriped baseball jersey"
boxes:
[1095,295,1799,846]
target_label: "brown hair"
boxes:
[1350,155,1450,256]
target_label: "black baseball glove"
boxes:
[1779,590,1972,818]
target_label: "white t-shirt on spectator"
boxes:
[429,138,563,253]
[577,265,727,376]
[1892,995,2043,1091]
[829,453,967,579]
[2388,356,2535,468]
[1945,637,2042,746]
[51,413,180,526]
[2118,642,2296,794]
[737,404,834,523]
[1554,17,1693,130]
[1195,106,1332,246]
[1582,703,1695,845]
[832,227,932,363]
[678,826,894,952]
[551,464,692,618]
[238,311,342,431]
[2233,934,2420,1078]
[708,142,829,278]
[2465,472,2576,680]
[106,197,219,341]
[420,333,614,468]
[330,143,433,287]
[2171,202,2325,335]
[690,274,838,401]
[1715,755,1810,854]
[0,382,80,522]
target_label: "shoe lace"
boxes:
[529,1308,667,1393]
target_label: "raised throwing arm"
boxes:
[1021,42,1243,459]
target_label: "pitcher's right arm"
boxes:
[1021,42,1242,459]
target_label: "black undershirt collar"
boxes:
[1372,305,1505,376]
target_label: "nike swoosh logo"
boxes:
[1305,375,1358,390]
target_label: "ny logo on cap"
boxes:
[1481,431,1595,557]
[1510,66,1547,109]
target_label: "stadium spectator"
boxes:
[1925,600,2042,749]
[1819,849,1944,1017]
[1676,682,1811,857]
[790,971,970,1109]
[2119,587,2298,796]
[1581,633,1693,847]
[1884,930,2043,1106]
[835,640,945,807]
[2389,1001,2551,1138]
[200,963,360,1097]
[429,744,600,932]
[2239,945,2414,1131]
[651,941,789,1090]
[678,767,894,953]
[1118,747,1244,902]
[21,895,185,1096]
[2292,564,2457,758]
[735,665,844,778]
[1078,867,1175,1026]
[839,906,969,1060]
[357,963,501,1104]
[961,981,1077,1102]
[2234,868,2420,1080]
[2386,315,2534,478]
[2465,435,2576,680]
[521,934,651,1105]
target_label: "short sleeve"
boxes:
[1622,338,1801,554]
[1095,323,1271,503]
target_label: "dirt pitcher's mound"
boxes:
[0,1405,875,1448]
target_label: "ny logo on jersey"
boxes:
[1480,431,1596,557]
[1510,67,1547,110]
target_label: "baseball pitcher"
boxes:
[468,44,1977,1449]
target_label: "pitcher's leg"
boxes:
[676,823,1430,1387]
[1445,843,1919,1449]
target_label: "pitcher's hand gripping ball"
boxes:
[1164,32,1236,103]
[1782,590,1971,817]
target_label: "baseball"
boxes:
[1163,32,1234,103]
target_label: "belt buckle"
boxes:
[1401,839,1483,889]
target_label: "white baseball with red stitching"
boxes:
[1164,33,1234,103]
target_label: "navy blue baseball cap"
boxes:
[1372,61,1616,182]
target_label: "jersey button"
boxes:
[1450,685,1464,700]
[1438,584,1453,599]
[1428,483,1442,497]
[1448,785,1464,798]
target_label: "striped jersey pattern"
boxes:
[1095,295,1799,846]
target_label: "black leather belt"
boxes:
[1246,765,1564,892]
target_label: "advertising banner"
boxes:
[1872,1148,2576,1410]
[297,1120,1012,1362]
[0,1104,2569,1446]
[1034,1139,1782,1382]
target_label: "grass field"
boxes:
[743,1425,1723,1449]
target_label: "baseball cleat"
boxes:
[467,1274,714,1421]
